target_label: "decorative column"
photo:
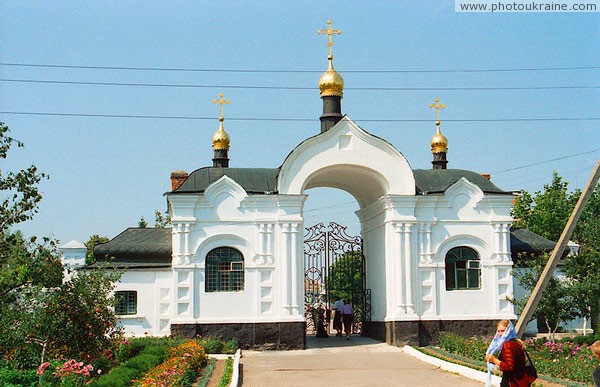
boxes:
[281,223,292,314]
[257,224,266,264]
[403,223,414,314]
[418,223,433,264]
[290,224,299,315]
[393,223,405,314]
[172,223,183,265]
[266,224,274,264]
[183,223,191,265]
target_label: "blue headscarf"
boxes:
[485,321,517,387]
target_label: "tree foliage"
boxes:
[511,171,579,241]
[154,210,171,228]
[85,234,110,265]
[0,122,48,234]
[0,124,123,370]
[512,253,579,341]
[326,251,365,322]
[511,171,600,332]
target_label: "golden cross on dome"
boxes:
[317,20,342,58]
[213,93,230,118]
[429,98,446,122]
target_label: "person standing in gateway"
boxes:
[341,299,354,340]
[332,296,344,337]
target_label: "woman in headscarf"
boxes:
[485,320,532,387]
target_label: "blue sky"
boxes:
[1,1,598,244]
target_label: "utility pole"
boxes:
[515,160,600,338]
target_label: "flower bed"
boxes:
[133,340,208,387]
[438,332,598,385]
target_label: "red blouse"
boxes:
[498,340,531,387]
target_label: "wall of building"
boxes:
[115,269,172,337]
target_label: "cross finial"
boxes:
[429,98,446,123]
[317,20,342,58]
[213,93,230,119]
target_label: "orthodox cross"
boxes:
[213,93,230,118]
[429,98,446,123]
[317,20,342,57]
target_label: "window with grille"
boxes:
[115,291,137,315]
[205,247,244,292]
[445,246,481,290]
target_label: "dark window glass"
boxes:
[115,291,137,315]
[206,247,244,292]
[445,247,481,291]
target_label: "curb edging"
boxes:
[403,345,502,386]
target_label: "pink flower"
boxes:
[37,362,50,375]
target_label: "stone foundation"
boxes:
[172,319,497,349]
[384,319,497,347]
[171,321,305,350]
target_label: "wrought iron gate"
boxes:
[304,222,371,335]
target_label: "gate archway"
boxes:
[304,222,371,335]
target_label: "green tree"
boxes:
[138,217,148,228]
[154,210,171,228]
[511,172,600,333]
[511,171,578,241]
[85,234,110,265]
[326,251,365,325]
[512,253,579,342]
[0,122,48,233]
[0,124,123,370]
[565,185,600,330]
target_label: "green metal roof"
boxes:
[412,169,509,194]
[92,227,172,268]
[509,227,565,261]
[171,167,279,194]
[169,167,509,196]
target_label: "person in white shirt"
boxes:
[341,299,354,340]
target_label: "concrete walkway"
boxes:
[239,335,485,386]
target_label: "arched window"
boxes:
[445,246,480,290]
[205,247,244,292]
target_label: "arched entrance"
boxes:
[304,222,371,335]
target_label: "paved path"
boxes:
[239,335,484,386]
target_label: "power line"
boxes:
[1,78,597,91]
[2,111,599,123]
[492,148,600,174]
[1,62,599,74]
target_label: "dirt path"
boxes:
[206,359,225,387]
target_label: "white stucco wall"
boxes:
[116,269,172,337]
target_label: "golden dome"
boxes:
[212,117,230,150]
[318,55,344,97]
[431,121,448,153]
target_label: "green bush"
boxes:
[202,337,224,354]
[91,366,138,387]
[123,353,160,372]
[222,339,239,354]
[0,366,37,386]
[563,333,600,346]
[438,332,488,359]
[90,338,177,387]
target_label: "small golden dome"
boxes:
[212,117,230,150]
[318,55,344,97]
[431,121,448,153]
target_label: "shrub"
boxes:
[0,365,37,386]
[90,338,176,387]
[202,337,224,354]
[222,339,239,354]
